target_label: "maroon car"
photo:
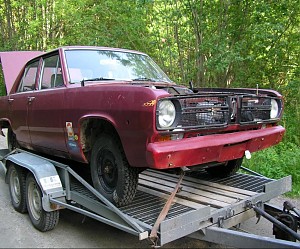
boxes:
[0,46,285,206]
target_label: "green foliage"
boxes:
[279,78,300,146]
[0,0,152,51]
[0,0,299,195]
[243,142,300,196]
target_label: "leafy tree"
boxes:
[0,0,299,194]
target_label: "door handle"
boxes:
[8,98,14,103]
[27,96,36,103]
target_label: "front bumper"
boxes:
[146,126,285,169]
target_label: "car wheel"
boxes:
[26,174,59,231]
[90,133,138,207]
[7,164,27,213]
[7,126,19,151]
[205,158,243,177]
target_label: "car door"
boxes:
[27,53,68,155]
[9,60,40,148]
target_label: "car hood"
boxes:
[80,81,193,95]
[0,51,44,94]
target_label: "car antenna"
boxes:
[256,84,259,95]
[81,79,85,87]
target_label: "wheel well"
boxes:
[80,118,122,162]
[0,120,10,129]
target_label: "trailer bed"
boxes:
[65,165,291,245]
[1,149,296,247]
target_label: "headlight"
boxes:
[158,100,176,128]
[270,99,279,119]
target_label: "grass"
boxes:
[243,142,300,197]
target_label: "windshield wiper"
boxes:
[131,77,158,82]
[81,77,115,87]
[84,77,115,81]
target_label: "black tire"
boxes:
[90,133,138,207]
[26,174,59,231]
[7,126,19,151]
[205,158,243,177]
[7,164,27,213]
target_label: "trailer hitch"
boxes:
[247,201,300,242]
[284,200,300,219]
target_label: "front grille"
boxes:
[156,94,280,130]
[180,96,229,128]
[158,95,230,130]
[240,96,277,124]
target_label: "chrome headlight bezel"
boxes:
[156,99,180,130]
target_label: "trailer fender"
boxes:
[5,152,66,212]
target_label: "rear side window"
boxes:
[40,54,64,90]
[17,60,39,92]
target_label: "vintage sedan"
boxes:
[0,46,285,206]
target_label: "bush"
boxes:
[243,142,300,196]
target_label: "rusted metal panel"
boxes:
[0,51,44,94]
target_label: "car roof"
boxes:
[0,46,147,94]
[54,46,147,55]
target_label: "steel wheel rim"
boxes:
[28,180,42,220]
[10,168,21,204]
[97,149,118,193]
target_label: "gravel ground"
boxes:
[0,129,299,248]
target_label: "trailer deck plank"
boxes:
[137,185,210,210]
[140,173,247,203]
[188,170,273,193]
[145,169,258,196]
[139,178,230,208]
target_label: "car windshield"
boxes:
[64,49,172,84]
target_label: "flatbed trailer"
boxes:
[0,148,299,248]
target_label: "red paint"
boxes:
[0,51,44,93]
[146,126,284,169]
[0,46,286,171]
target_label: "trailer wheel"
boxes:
[206,158,243,177]
[26,174,59,231]
[90,134,138,207]
[7,126,19,151]
[7,164,27,213]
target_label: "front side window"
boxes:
[18,60,39,92]
[40,54,64,90]
[65,50,172,84]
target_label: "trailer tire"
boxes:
[206,158,243,177]
[90,133,138,207]
[7,164,27,213]
[26,174,59,231]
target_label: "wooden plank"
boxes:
[143,169,257,196]
[141,171,250,200]
[137,185,214,211]
[138,179,229,208]
[140,174,237,204]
